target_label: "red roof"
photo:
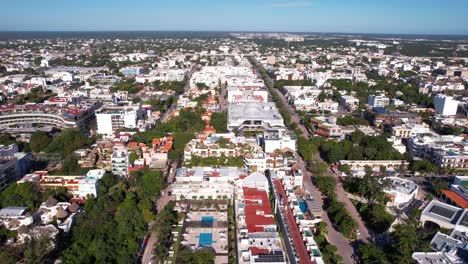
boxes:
[250,247,269,256]
[442,190,468,208]
[274,179,312,264]
[243,187,275,233]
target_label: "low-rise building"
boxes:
[340,95,359,112]
[172,167,247,200]
[407,135,468,169]
[236,185,287,264]
[383,177,418,207]
[0,207,33,230]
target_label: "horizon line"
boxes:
[1,30,468,37]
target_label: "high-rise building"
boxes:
[434,94,459,116]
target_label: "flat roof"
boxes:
[0,207,28,217]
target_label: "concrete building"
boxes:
[0,102,99,131]
[383,177,418,207]
[78,178,98,198]
[119,66,145,76]
[407,135,468,169]
[236,185,286,264]
[96,103,143,135]
[258,129,296,154]
[391,124,430,139]
[172,167,246,200]
[339,160,409,177]
[111,145,129,177]
[227,86,269,104]
[440,176,468,209]
[184,133,248,162]
[228,102,284,133]
[368,94,390,108]
[339,95,359,112]
[434,94,459,116]
[420,200,466,230]
[0,207,34,230]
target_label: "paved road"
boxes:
[141,179,176,264]
[297,155,355,263]
[249,58,374,263]
[161,64,198,122]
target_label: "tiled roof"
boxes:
[442,190,468,208]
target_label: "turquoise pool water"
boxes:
[198,233,213,246]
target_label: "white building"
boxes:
[260,129,296,153]
[96,103,143,135]
[227,86,269,104]
[434,94,459,116]
[228,102,284,133]
[340,95,359,111]
[368,94,390,108]
[78,178,98,198]
[172,167,246,200]
[383,177,418,207]
[111,145,129,177]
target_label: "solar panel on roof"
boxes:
[254,251,285,263]
[430,205,456,219]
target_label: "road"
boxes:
[161,64,198,122]
[141,172,176,264]
[250,58,373,263]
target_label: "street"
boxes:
[250,58,373,263]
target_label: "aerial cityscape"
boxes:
[1,1,468,264]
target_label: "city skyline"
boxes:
[2,0,468,35]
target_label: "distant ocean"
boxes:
[0,31,467,41]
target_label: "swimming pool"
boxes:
[198,232,213,246]
[201,216,215,223]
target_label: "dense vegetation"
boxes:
[61,170,164,263]
[152,202,178,263]
[336,115,369,126]
[151,81,185,95]
[313,222,343,264]
[132,109,205,161]
[315,176,358,239]
[176,247,215,264]
[320,131,404,163]
[210,111,228,133]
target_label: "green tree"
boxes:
[358,243,389,264]
[23,236,52,264]
[129,151,139,165]
[211,111,228,133]
[0,182,42,211]
[29,131,51,153]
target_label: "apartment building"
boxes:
[227,86,269,104]
[96,103,143,135]
[407,135,468,169]
[434,94,459,116]
[258,129,296,153]
[236,185,287,264]
[368,94,390,108]
[111,145,129,177]
[339,95,359,112]
[184,133,248,162]
[172,167,247,200]
[391,124,430,139]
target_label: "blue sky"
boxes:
[2,0,468,34]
